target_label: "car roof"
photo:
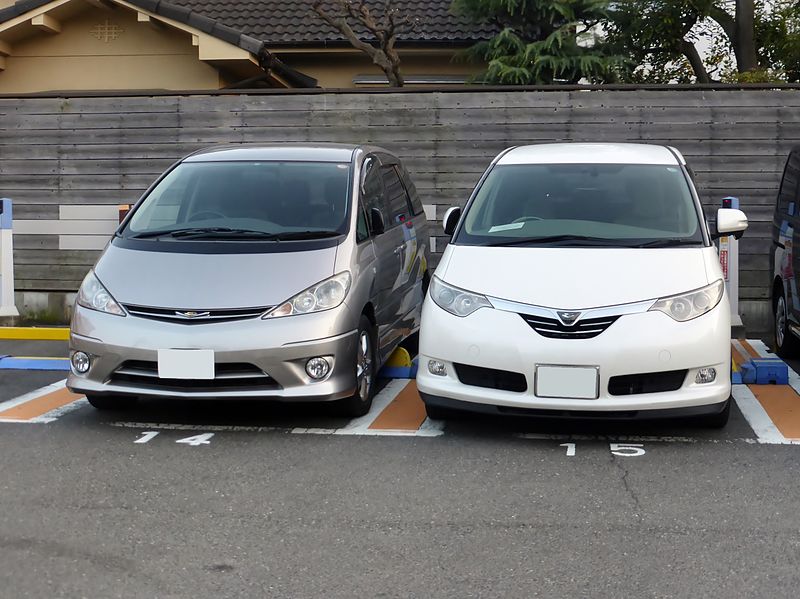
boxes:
[497,143,683,166]
[183,144,360,163]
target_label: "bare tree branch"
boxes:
[312,0,414,86]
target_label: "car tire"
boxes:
[698,398,731,429]
[85,394,136,410]
[338,315,376,417]
[774,293,800,358]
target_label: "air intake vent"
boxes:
[520,314,619,339]
[453,363,527,392]
[608,370,687,396]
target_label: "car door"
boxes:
[360,155,404,356]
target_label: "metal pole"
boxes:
[0,198,19,317]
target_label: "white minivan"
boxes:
[417,143,748,427]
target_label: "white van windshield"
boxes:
[457,164,705,247]
[123,161,351,240]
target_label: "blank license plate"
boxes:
[157,349,215,380]
[535,365,599,399]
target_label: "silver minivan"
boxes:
[67,145,430,415]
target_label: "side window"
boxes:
[381,165,409,228]
[356,205,369,242]
[361,156,386,235]
[396,166,424,216]
[778,152,800,218]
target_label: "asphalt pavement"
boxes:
[1,339,799,598]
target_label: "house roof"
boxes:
[164,0,496,46]
[0,0,495,46]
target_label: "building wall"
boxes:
[0,88,797,331]
[0,8,220,93]
[278,50,481,88]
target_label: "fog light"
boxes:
[71,351,90,374]
[428,360,447,376]
[696,367,717,384]
[306,357,331,380]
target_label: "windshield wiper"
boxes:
[129,227,343,241]
[263,230,343,241]
[486,234,624,247]
[629,239,703,248]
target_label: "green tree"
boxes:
[452,0,625,84]
[605,0,800,83]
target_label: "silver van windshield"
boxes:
[124,161,351,240]
[458,163,704,248]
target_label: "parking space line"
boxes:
[0,327,70,340]
[732,384,791,444]
[739,339,762,359]
[731,343,749,368]
[746,385,800,439]
[0,385,83,422]
[368,380,427,431]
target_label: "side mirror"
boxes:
[713,208,748,240]
[370,207,385,236]
[443,206,462,236]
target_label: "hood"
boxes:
[440,245,712,309]
[95,244,337,309]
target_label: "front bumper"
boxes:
[67,304,359,401]
[417,298,731,415]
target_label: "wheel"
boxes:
[774,292,800,358]
[85,394,136,410]
[697,398,731,429]
[338,315,376,417]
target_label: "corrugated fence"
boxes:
[1,87,798,329]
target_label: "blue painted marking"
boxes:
[0,357,70,371]
[379,357,419,379]
[0,198,12,230]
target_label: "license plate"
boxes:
[535,365,599,399]
[157,349,215,380]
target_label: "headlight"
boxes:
[429,276,491,317]
[649,280,724,322]
[264,272,352,318]
[77,271,125,316]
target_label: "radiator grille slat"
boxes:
[123,305,270,324]
[520,314,619,339]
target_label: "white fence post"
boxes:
[0,198,19,317]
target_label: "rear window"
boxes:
[457,163,703,247]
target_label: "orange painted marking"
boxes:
[749,384,800,440]
[369,380,427,431]
[0,387,83,421]
[731,343,748,369]
[739,339,762,359]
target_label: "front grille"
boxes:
[608,370,688,396]
[123,304,270,324]
[454,363,527,392]
[520,314,620,339]
[110,361,280,392]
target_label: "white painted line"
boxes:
[34,398,88,422]
[0,379,66,412]
[418,417,445,435]
[327,379,409,436]
[731,384,794,444]
[423,204,436,221]
[430,236,437,253]
[109,422,287,432]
